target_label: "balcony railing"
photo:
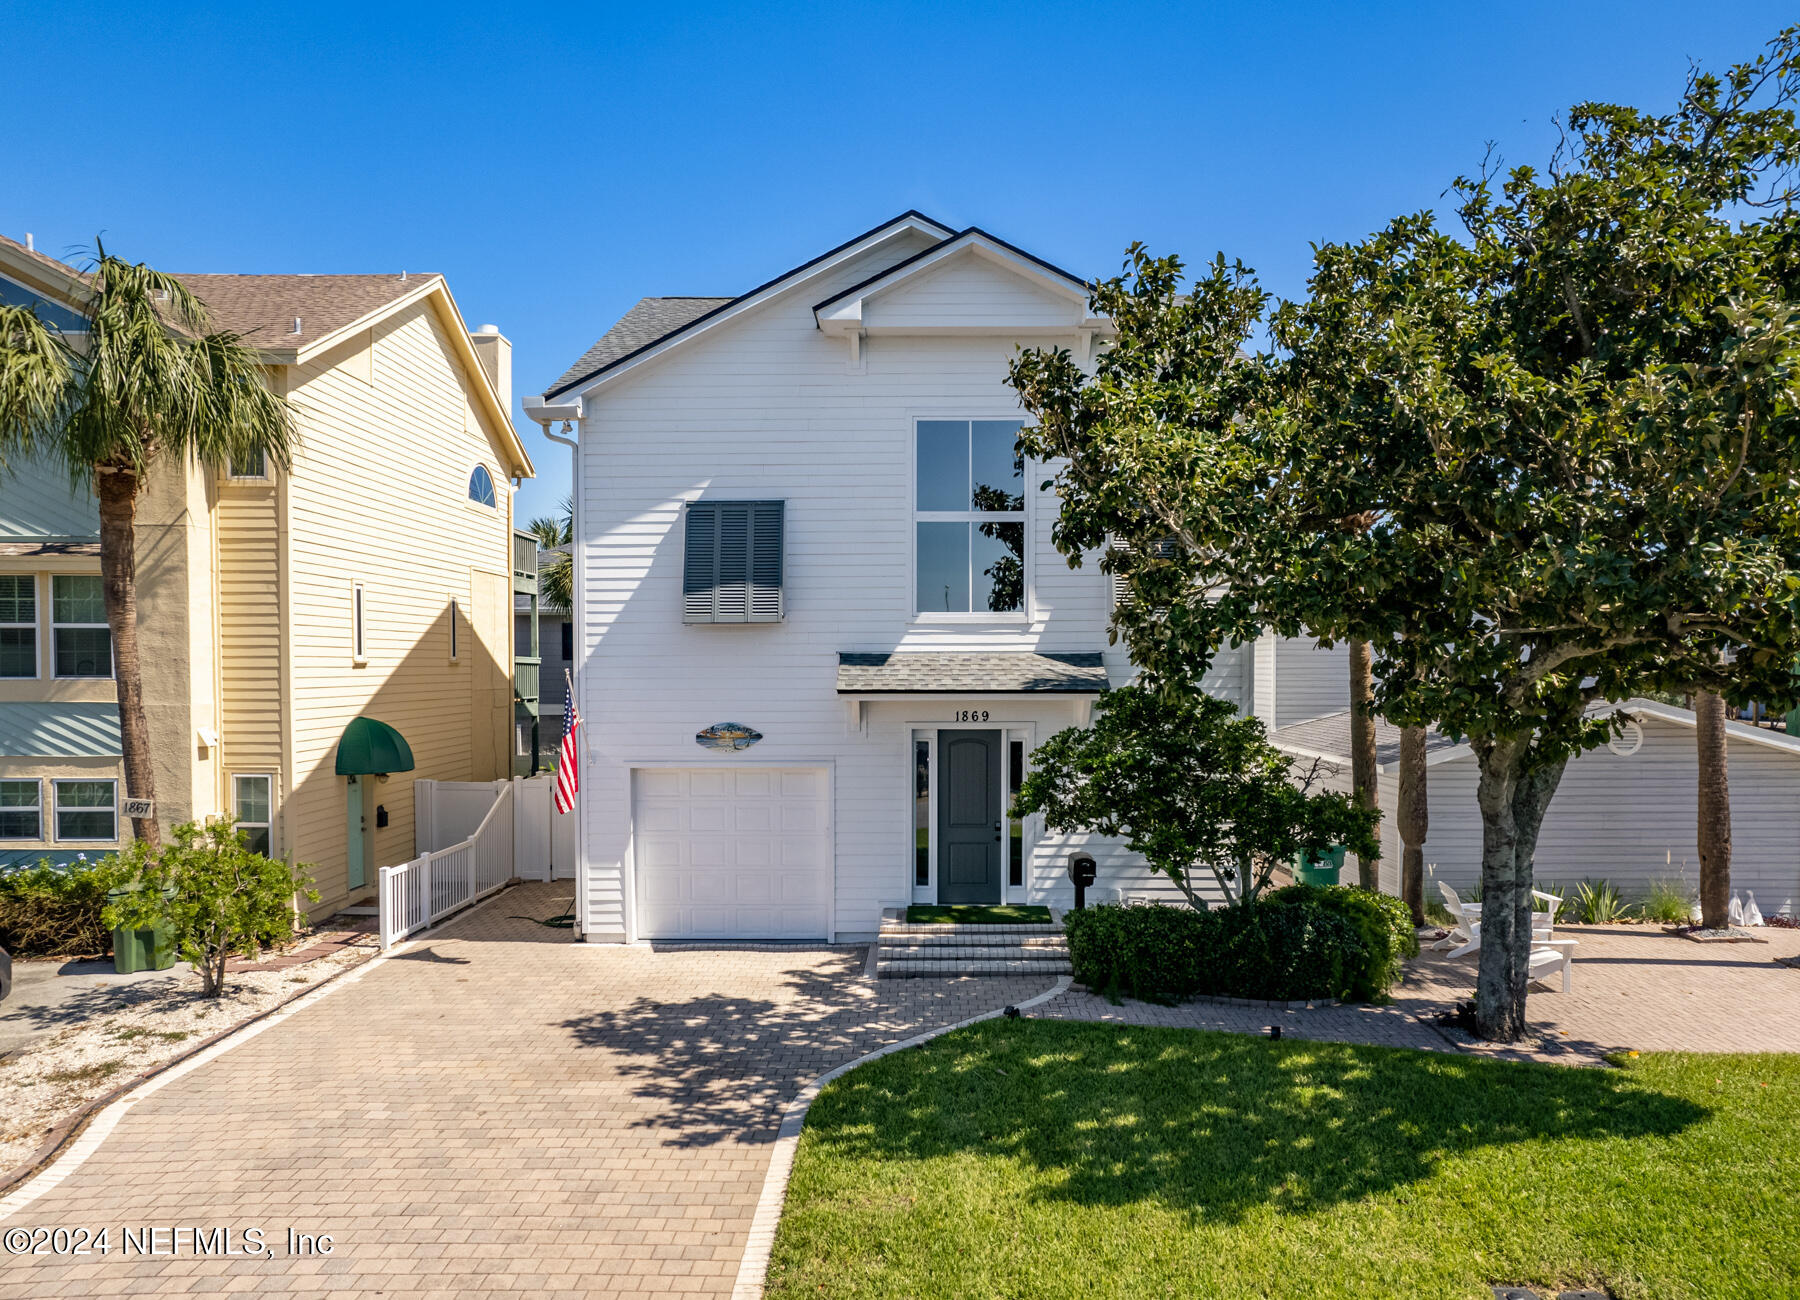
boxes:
[514,656,540,708]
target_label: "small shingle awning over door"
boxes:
[836,652,1108,729]
[335,717,416,776]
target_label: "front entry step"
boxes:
[874,910,1070,978]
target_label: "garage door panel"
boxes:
[633,766,831,940]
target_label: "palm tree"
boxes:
[0,245,293,849]
[1396,724,1428,925]
[1694,689,1731,929]
[527,497,573,612]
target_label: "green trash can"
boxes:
[1294,845,1347,887]
[107,884,176,974]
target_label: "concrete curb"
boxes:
[729,973,1073,1300]
[0,881,523,1220]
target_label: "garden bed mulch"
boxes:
[0,935,376,1181]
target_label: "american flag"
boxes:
[554,689,582,814]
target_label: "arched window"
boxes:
[468,465,496,508]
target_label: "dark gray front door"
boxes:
[938,729,1001,904]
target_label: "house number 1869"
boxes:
[951,709,991,722]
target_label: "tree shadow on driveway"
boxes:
[557,951,1031,1149]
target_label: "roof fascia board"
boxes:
[290,276,531,477]
[814,230,1094,329]
[0,242,88,308]
[1624,698,1800,756]
[548,211,956,401]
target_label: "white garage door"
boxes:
[633,766,831,939]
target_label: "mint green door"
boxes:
[346,776,367,892]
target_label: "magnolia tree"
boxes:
[1012,686,1378,911]
[1008,30,1800,1041]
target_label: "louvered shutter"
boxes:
[1107,539,1134,609]
[683,500,785,623]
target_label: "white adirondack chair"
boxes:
[1436,883,1576,991]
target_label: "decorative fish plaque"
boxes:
[696,722,763,752]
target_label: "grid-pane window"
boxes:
[233,774,272,857]
[0,574,36,678]
[52,575,111,678]
[0,780,41,839]
[55,780,116,841]
[915,420,1026,614]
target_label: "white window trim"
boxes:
[225,448,271,483]
[53,778,117,844]
[0,572,40,681]
[910,415,1031,624]
[232,772,274,854]
[50,573,112,681]
[448,597,460,663]
[351,582,367,665]
[467,464,499,511]
[0,777,43,841]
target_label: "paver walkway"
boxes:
[1036,921,1800,1066]
[1,884,1053,1299]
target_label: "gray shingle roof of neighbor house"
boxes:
[0,702,121,757]
[837,652,1108,694]
[171,273,439,351]
[547,297,734,396]
[1269,710,1464,770]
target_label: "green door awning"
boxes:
[335,716,416,776]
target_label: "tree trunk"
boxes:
[1472,738,1568,1042]
[1348,637,1379,889]
[95,466,160,850]
[1397,725,1428,926]
[1695,690,1731,930]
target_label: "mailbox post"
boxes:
[1067,852,1098,911]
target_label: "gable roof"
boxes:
[546,297,732,397]
[169,272,436,352]
[0,236,530,476]
[811,225,1092,320]
[541,210,958,401]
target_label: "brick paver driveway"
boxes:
[2,884,1055,1299]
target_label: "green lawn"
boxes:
[767,1020,1798,1300]
[904,904,1053,925]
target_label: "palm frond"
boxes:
[0,303,74,473]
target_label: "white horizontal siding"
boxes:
[1274,635,1349,728]
[1415,718,1800,917]
[863,255,1080,331]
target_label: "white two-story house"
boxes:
[528,212,1242,942]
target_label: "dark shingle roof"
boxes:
[1269,710,1464,769]
[547,297,734,397]
[172,273,436,351]
[837,652,1108,694]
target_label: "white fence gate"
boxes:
[378,781,516,950]
[414,774,577,882]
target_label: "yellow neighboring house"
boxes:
[0,235,534,916]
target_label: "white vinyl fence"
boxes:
[378,782,516,950]
[414,774,577,883]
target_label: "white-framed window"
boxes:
[0,779,41,840]
[54,779,116,842]
[448,597,460,662]
[915,419,1026,616]
[51,574,112,678]
[351,582,366,663]
[227,447,268,480]
[232,773,273,856]
[0,573,37,679]
[468,465,497,508]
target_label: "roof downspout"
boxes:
[525,396,586,937]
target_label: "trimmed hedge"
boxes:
[0,858,130,957]
[1062,885,1417,1005]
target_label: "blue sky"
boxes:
[6,2,1792,522]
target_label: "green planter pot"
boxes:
[106,884,176,974]
[1294,845,1347,887]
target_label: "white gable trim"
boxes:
[552,213,955,401]
[812,230,1107,347]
